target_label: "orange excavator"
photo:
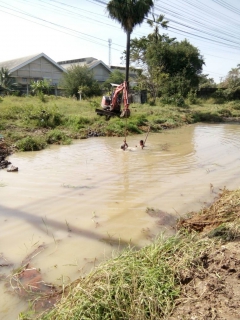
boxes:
[95,81,130,120]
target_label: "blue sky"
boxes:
[0,0,239,83]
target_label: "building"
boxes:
[0,53,66,94]
[58,57,112,83]
[0,53,146,101]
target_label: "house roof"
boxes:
[0,53,66,73]
[58,57,112,73]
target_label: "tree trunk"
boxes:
[125,30,131,83]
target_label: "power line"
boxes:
[0,1,125,50]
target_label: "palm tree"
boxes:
[107,0,154,83]
[147,14,169,43]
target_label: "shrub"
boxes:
[230,101,240,110]
[218,108,232,117]
[191,111,223,123]
[46,129,71,145]
[212,89,226,104]
[134,114,148,126]
[23,104,64,128]
[187,90,197,104]
[16,136,46,151]
[0,121,5,130]
[174,95,185,107]
[160,96,175,105]
[127,122,142,133]
[66,115,92,131]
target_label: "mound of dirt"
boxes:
[169,189,240,319]
[177,188,240,233]
[169,241,240,320]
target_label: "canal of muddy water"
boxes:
[1,123,240,319]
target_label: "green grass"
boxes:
[1,95,240,152]
[37,232,215,320]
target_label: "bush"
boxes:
[191,111,223,123]
[212,89,226,104]
[46,129,71,145]
[160,96,175,105]
[0,121,6,130]
[174,95,185,107]
[134,114,148,126]
[187,90,197,104]
[66,115,92,131]
[127,122,142,133]
[23,104,64,128]
[229,101,240,110]
[218,108,232,117]
[160,95,185,107]
[16,136,46,151]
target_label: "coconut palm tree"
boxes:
[107,0,154,82]
[147,14,169,43]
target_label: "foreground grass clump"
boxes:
[37,233,214,320]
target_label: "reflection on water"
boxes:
[1,123,240,318]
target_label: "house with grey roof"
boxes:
[58,57,138,84]
[58,57,112,83]
[0,53,66,94]
[0,53,66,85]
[0,53,144,99]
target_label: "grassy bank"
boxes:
[1,95,240,152]
[20,188,238,320]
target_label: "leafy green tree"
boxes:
[0,67,17,92]
[103,70,125,90]
[60,65,101,98]
[199,74,216,88]
[130,19,205,100]
[223,65,240,90]
[217,64,240,100]
[107,0,154,82]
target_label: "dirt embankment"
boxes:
[170,188,240,320]
[170,242,240,320]
[0,139,11,169]
[0,139,18,171]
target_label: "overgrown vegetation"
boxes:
[36,233,212,320]
[1,95,240,153]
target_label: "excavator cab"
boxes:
[101,83,121,112]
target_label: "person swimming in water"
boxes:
[139,140,145,149]
[121,139,128,151]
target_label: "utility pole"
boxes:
[108,38,112,67]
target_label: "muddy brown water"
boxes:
[1,123,240,319]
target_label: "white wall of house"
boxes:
[11,57,63,85]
